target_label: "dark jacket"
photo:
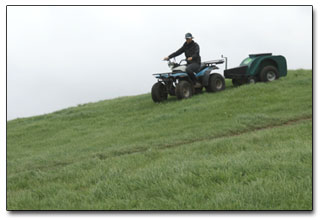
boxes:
[168,40,201,64]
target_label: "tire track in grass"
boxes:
[11,115,312,173]
[99,115,312,159]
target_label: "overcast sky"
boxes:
[7,6,312,120]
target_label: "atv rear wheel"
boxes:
[175,81,193,100]
[206,74,225,92]
[260,65,279,82]
[151,82,168,102]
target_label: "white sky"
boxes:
[7,6,312,120]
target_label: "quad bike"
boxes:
[151,57,226,102]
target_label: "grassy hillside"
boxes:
[7,69,312,210]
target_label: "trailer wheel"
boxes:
[151,82,168,102]
[260,66,279,82]
[175,80,193,100]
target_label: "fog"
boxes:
[7,6,312,120]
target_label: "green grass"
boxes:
[7,69,312,210]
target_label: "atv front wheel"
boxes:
[151,82,168,102]
[175,81,193,100]
[206,74,226,92]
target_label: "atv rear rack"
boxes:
[152,72,172,76]
[202,59,225,66]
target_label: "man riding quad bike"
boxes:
[151,58,226,102]
[164,33,202,87]
[151,32,226,102]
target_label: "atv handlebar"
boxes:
[179,59,187,65]
[166,58,186,67]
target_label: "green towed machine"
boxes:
[224,53,287,86]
